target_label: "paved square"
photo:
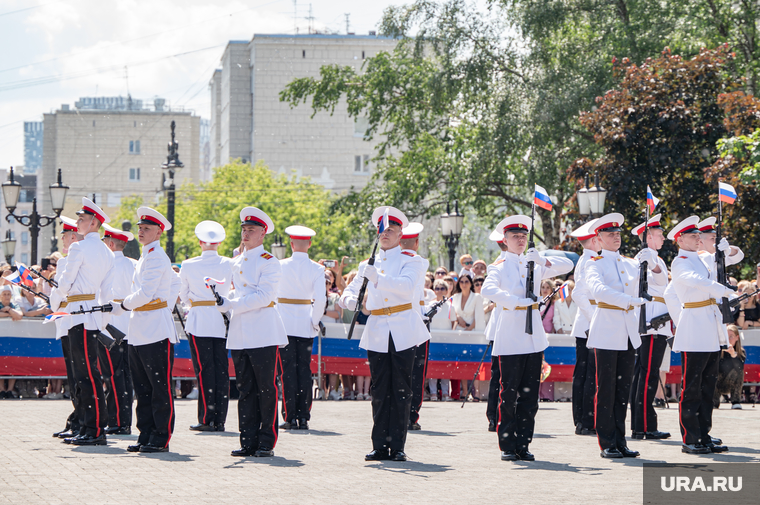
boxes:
[1,398,758,504]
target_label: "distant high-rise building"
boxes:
[23,122,44,173]
[200,118,211,181]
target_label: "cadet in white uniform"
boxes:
[568,218,599,436]
[109,207,181,453]
[339,206,429,462]
[628,214,671,441]
[217,207,287,458]
[50,217,83,439]
[663,216,738,454]
[56,198,115,446]
[585,213,656,459]
[276,225,326,431]
[99,223,138,435]
[179,221,232,433]
[401,222,430,431]
[481,215,573,462]
[484,227,508,432]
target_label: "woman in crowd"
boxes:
[449,274,485,401]
[320,271,344,400]
[714,325,746,409]
[428,279,453,401]
[552,280,577,334]
[539,279,557,334]
[737,281,760,329]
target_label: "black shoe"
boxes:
[653,398,666,408]
[297,418,309,430]
[501,451,519,461]
[488,420,497,432]
[231,447,256,457]
[215,423,225,432]
[575,423,583,435]
[279,421,293,430]
[63,434,84,444]
[710,436,723,445]
[600,448,624,459]
[254,447,274,457]
[631,431,645,440]
[55,429,77,439]
[517,450,535,461]
[644,430,670,440]
[71,434,107,446]
[139,444,168,453]
[390,450,407,462]
[409,422,421,431]
[189,423,215,432]
[580,428,596,436]
[105,427,131,435]
[706,443,729,453]
[682,443,711,454]
[127,444,142,453]
[365,449,390,461]
[618,446,639,458]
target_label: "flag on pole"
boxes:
[719,182,737,204]
[559,283,570,301]
[204,277,226,289]
[646,186,659,213]
[14,263,35,288]
[378,208,389,234]
[44,312,70,324]
[534,184,553,211]
[4,270,22,285]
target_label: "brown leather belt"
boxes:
[134,299,168,312]
[683,298,717,309]
[190,300,216,307]
[503,303,539,311]
[277,298,312,305]
[370,303,413,316]
[67,294,95,303]
[597,301,633,312]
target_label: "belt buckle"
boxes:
[382,307,391,316]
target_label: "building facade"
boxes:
[23,122,44,174]
[209,33,397,192]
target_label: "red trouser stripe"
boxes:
[272,349,280,447]
[83,329,101,437]
[190,335,208,423]
[165,340,174,447]
[419,341,429,409]
[278,350,287,422]
[679,352,688,444]
[496,356,503,430]
[643,337,654,433]
[104,350,121,427]
[594,348,601,450]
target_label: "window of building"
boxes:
[302,50,306,58]
[354,155,371,174]
[362,50,365,59]
[7,216,13,224]
[107,193,122,207]
[21,232,28,245]
[129,168,141,181]
[129,140,141,154]
[21,253,28,265]
[354,117,370,137]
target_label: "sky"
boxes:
[0,0,401,168]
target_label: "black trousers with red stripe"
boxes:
[630,334,667,434]
[486,356,500,424]
[409,340,430,425]
[232,346,279,450]
[98,339,133,429]
[367,335,416,453]
[129,339,175,448]
[496,351,542,453]
[594,343,636,451]
[68,324,107,438]
[60,335,82,433]
[679,351,720,445]
[187,334,230,426]
[279,336,314,423]
[572,338,597,430]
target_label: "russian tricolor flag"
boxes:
[719,182,737,204]
[14,263,35,288]
[559,283,570,301]
[44,312,69,324]
[378,208,389,234]
[204,277,226,289]
[646,185,659,213]
[534,184,553,211]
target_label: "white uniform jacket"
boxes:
[179,250,232,339]
[122,240,181,346]
[483,251,508,342]
[339,246,429,353]
[664,249,731,353]
[226,244,288,350]
[101,251,138,339]
[403,249,431,339]
[275,251,327,339]
[481,252,574,356]
[55,232,114,331]
[634,251,672,338]
[586,249,645,351]
[570,248,597,339]
[50,256,71,339]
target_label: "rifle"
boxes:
[173,304,187,336]
[206,283,230,333]
[539,284,563,310]
[461,341,493,408]
[638,204,653,335]
[30,267,58,288]
[347,234,380,341]
[716,183,737,326]
[644,288,759,333]
[67,304,126,350]
[647,313,672,333]
[424,297,447,320]
[525,203,537,335]
[11,282,50,303]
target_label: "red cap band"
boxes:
[575,233,596,241]
[674,224,697,240]
[401,233,419,239]
[82,205,105,224]
[699,225,715,232]
[289,235,311,240]
[243,216,268,231]
[105,230,129,242]
[62,224,77,232]
[141,215,165,230]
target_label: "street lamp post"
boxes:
[440,200,464,272]
[576,171,608,219]
[161,120,183,262]
[1,167,68,264]
[1,229,16,265]
[271,234,287,260]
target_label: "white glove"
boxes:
[638,248,658,269]
[109,301,125,316]
[628,297,648,307]
[517,297,538,308]
[724,287,738,299]
[717,237,730,252]
[364,264,379,284]
[311,323,320,335]
[216,296,231,312]
[525,248,543,266]
[343,298,358,311]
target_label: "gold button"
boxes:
[625,283,628,286]
[383,258,387,261]
[384,298,388,301]
[381,270,384,273]
[617,259,621,262]
[244,283,247,287]
[245,258,248,261]
[621,271,624,274]
[240,271,243,274]
[522,275,525,278]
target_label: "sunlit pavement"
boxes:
[1,398,758,504]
